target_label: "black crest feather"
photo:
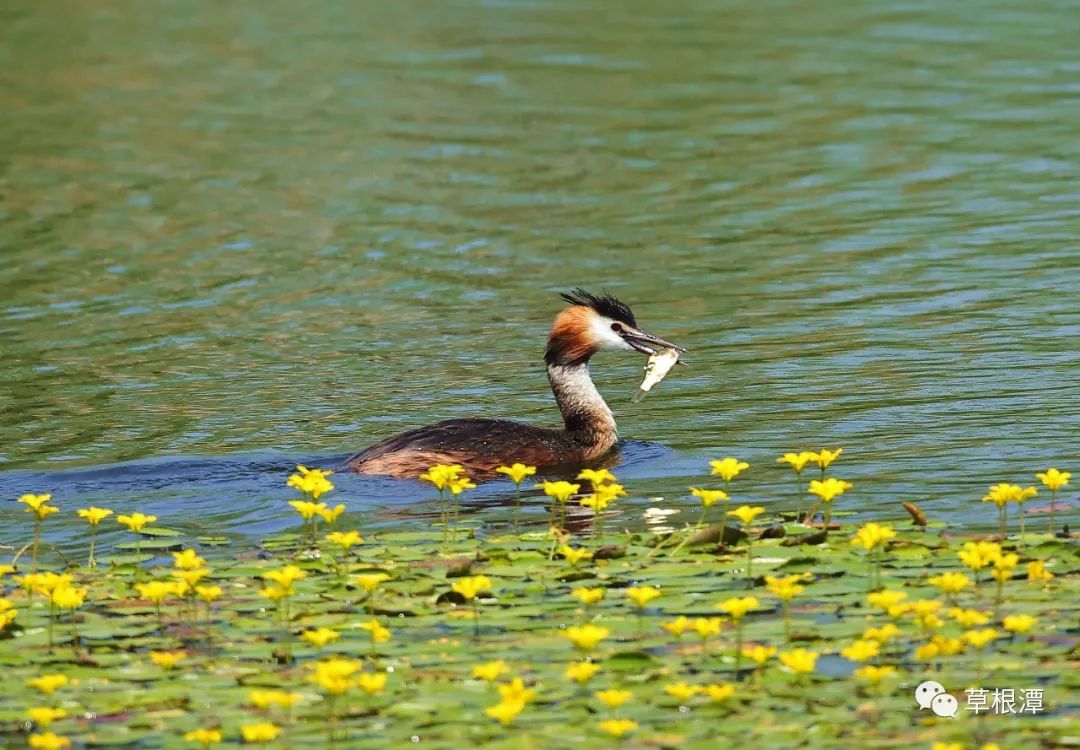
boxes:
[560,288,638,327]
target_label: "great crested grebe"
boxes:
[345,289,685,478]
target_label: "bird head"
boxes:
[545,289,685,366]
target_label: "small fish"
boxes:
[632,348,680,402]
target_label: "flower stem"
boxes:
[513,485,521,533]
[1049,489,1057,535]
[32,517,41,574]
[88,528,97,569]
[746,538,754,588]
[734,621,743,679]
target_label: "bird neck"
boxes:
[547,361,617,447]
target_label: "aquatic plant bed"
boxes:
[1,486,1076,749]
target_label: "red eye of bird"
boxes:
[611,323,623,333]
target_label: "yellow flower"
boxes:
[807,478,852,503]
[452,575,492,600]
[19,494,60,520]
[357,672,388,694]
[1014,486,1037,504]
[664,682,699,701]
[172,549,206,570]
[727,505,765,526]
[288,500,322,520]
[703,683,736,702]
[866,589,906,612]
[577,468,617,485]
[558,545,593,567]
[262,565,306,589]
[358,619,392,643]
[28,674,69,695]
[840,640,879,662]
[1036,467,1070,491]
[0,598,16,629]
[196,584,223,604]
[743,644,777,666]
[693,617,722,639]
[690,487,729,507]
[354,573,389,593]
[709,457,749,481]
[173,568,211,591]
[851,523,896,551]
[982,483,1035,507]
[300,627,340,648]
[948,608,990,628]
[778,452,817,473]
[1027,560,1054,582]
[308,658,362,694]
[594,688,632,708]
[963,628,1000,649]
[419,464,463,491]
[249,690,301,709]
[484,698,525,726]
[149,651,186,669]
[581,483,625,512]
[932,744,964,750]
[571,587,605,606]
[914,642,940,661]
[240,722,281,743]
[625,586,661,609]
[562,624,610,652]
[495,677,534,705]
[928,572,972,595]
[135,580,181,605]
[117,512,157,533]
[496,463,537,485]
[50,586,86,610]
[315,504,347,524]
[20,572,74,596]
[990,552,1020,582]
[661,615,692,637]
[28,734,71,750]
[598,719,638,738]
[77,507,113,525]
[183,728,223,746]
[27,707,66,728]
[778,649,818,674]
[1003,614,1037,634]
[957,541,1001,571]
[565,661,600,683]
[717,596,759,620]
[472,660,509,681]
[931,635,966,656]
[537,481,580,504]
[325,530,362,550]
[447,477,476,496]
[853,665,896,685]
[813,448,843,470]
[287,465,334,499]
[19,493,52,510]
[765,574,805,600]
[911,599,944,629]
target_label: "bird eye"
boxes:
[611,323,623,333]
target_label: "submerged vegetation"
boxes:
[0,455,1075,749]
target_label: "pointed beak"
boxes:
[622,328,687,356]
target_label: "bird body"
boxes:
[345,290,682,478]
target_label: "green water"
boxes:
[1,0,1077,539]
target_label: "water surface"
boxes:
[2,0,1077,550]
